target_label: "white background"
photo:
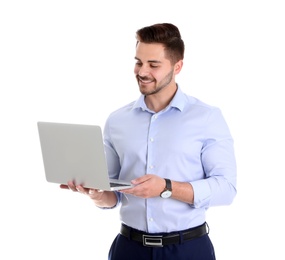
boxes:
[1,1,284,259]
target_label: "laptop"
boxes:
[37,121,133,191]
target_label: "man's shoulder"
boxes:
[182,93,219,113]
[109,100,137,116]
[106,100,140,125]
[176,86,219,112]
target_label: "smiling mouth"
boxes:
[138,76,154,84]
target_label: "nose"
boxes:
[135,65,149,77]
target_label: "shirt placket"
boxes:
[145,113,158,231]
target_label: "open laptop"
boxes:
[37,121,133,191]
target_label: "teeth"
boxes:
[140,79,153,83]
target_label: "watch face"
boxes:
[161,190,172,198]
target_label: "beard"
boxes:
[137,68,174,96]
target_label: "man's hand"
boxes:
[60,181,117,207]
[120,174,165,198]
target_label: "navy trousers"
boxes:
[108,233,216,260]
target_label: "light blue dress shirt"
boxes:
[103,86,237,233]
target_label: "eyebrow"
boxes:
[134,57,162,64]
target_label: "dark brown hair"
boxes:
[136,23,185,65]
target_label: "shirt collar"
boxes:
[132,84,186,112]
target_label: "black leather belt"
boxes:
[120,222,208,247]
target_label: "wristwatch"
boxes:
[160,178,172,198]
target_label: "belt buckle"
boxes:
[143,235,163,247]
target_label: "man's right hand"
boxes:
[60,181,117,207]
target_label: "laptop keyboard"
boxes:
[110,182,130,187]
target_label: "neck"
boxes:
[145,84,177,112]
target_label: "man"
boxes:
[61,23,237,260]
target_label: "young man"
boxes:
[61,23,237,260]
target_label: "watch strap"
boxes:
[164,178,172,191]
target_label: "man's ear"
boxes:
[174,60,183,75]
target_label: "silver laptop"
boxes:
[37,121,133,191]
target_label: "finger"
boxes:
[132,174,152,185]
[89,189,96,195]
[88,189,104,199]
[59,184,69,189]
[67,181,77,192]
[76,185,89,194]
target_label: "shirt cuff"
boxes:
[190,179,211,208]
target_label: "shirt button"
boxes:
[150,138,154,142]
[149,218,154,222]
